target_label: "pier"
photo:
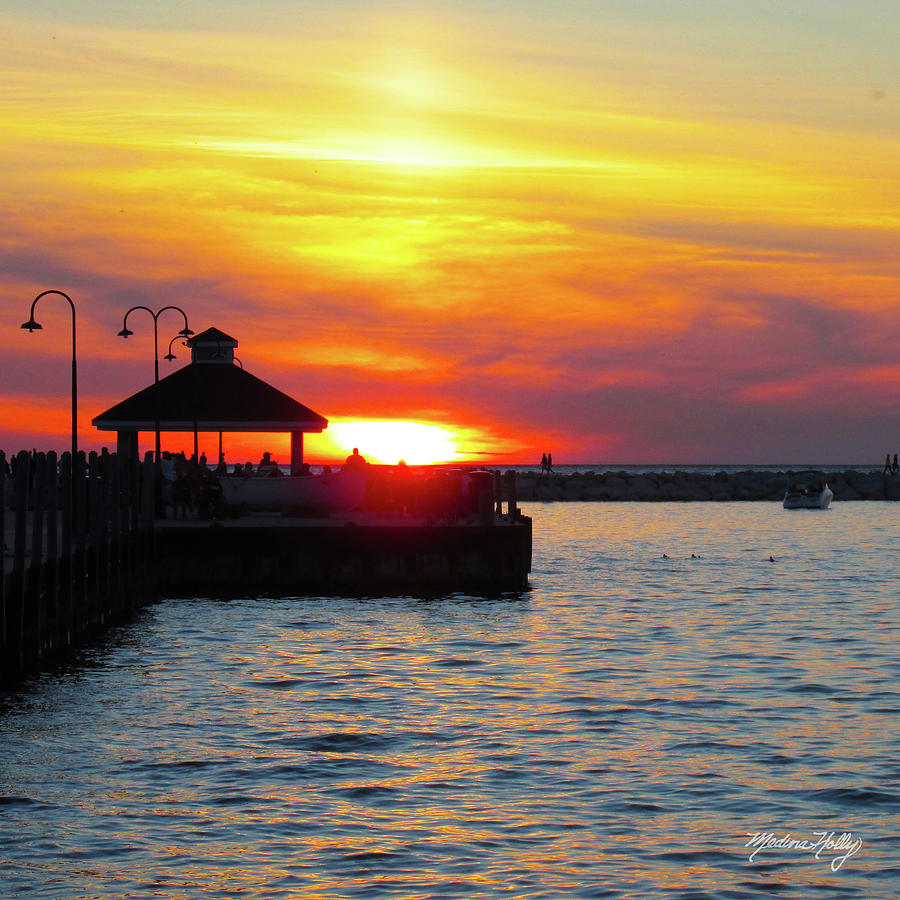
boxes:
[2,327,535,684]
[2,450,532,684]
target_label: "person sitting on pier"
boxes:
[343,447,367,470]
[258,451,282,477]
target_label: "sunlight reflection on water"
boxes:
[1,502,899,898]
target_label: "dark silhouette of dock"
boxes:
[2,449,157,684]
[3,323,531,685]
[2,450,531,685]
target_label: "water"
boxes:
[2,502,899,898]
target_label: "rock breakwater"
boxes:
[510,470,898,502]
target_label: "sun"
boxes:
[321,420,461,466]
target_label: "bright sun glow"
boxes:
[324,420,461,466]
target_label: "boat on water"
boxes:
[220,469,369,515]
[783,470,833,509]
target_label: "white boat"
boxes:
[220,469,369,515]
[783,471,833,509]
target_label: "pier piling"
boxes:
[2,450,157,685]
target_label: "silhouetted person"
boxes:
[258,451,278,476]
[884,454,892,475]
[393,459,414,515]
[893,454,899,475]
[344,447,367,470]
[546,452,553,473]
[540,452,548,475]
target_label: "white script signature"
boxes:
[745,831,862,871]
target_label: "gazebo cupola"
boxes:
[188,327,238,364]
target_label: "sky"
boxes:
[1,0,898,464]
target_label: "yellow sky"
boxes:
[2,5,898,462]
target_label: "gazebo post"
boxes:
[291,431,303,475]
[116,430,138,461]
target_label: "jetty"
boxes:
[513,468,900,502]
[2,449,531,684]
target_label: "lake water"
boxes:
[1,502,898,899]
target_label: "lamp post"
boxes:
[21,289,78,459]
[118,305,193,460]
[163,334,187,362]
[118,305,193,383]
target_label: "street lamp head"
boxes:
[21,318,43,332]
[165,336,186,362]
[178,326,194,337]
[117,327,134,338]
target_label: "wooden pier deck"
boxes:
[3,450,531,683]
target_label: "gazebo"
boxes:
[92,327,328,473]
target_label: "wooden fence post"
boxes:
[45,452,59,654]
[27,453,47,664]
[109,453,122,609]
[60,451,74,648]
[0,450,6,655]
[73,451,88,638]
[8,451,31,678]
[87,451,102,625]
[99,451,112,620]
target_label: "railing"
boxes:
[1,449,157,684]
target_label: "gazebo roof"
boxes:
[92,357,328,433]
